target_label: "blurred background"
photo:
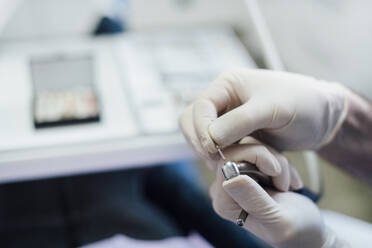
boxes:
[0,0,371,247]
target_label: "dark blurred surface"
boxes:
[0,162,271,248]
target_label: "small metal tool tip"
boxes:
[215,145,226,160]
[236,210,248,226]
[236,219,244,226]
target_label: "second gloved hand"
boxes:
[210,150,348,248]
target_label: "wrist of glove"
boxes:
[275,227,351,248]
[274,227,350,248]
[315,82,351,148]
[320,228,351,248]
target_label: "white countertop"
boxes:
[0,28,255,183]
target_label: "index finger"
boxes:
[193,72,243,153]
[179,105,216,161]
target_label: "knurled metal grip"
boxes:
[221,161,240,180]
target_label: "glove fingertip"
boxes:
[266,156,282,176]
[273,177,290,192]
[201,135,218,154]
[222,175,278,216]
[290,168,304,190]
[222,175,264,198]
[208,121,227,148]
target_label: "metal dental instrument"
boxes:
[216,145,226,160]
[216,145,271,226]
[221,160,271,226]
[216,145,320,227]
[221,161,249,226]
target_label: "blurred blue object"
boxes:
[93,16,124,35]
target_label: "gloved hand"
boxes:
[179,69,350,160]
[210,147,349,248]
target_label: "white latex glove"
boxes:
[210,159,349,248]
[179,69,349,160]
